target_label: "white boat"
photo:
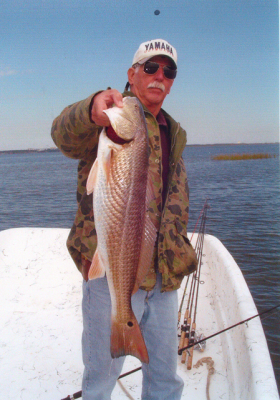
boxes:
[0,228,279,400]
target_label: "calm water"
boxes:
[0,143,279,390]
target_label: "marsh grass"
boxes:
[212,153,277,161]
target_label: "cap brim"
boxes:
[136,55,177,69]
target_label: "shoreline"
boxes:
[0,142,279,155]
[0,148,59,155]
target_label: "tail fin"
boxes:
[110,314,149,364]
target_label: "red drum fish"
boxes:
[86,97,157,364]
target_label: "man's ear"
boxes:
[127,67,135,86]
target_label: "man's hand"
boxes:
[91,89,123,126]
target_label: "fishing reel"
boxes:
[194,333,206,351]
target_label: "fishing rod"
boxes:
[189,204,208,369]
[177,274,190,326]
[179,199,209,367]
[60,367,142,400]
[178,201,207,344]
[177,199,206,327]
[61,304,280,400]
[178,303,280,355]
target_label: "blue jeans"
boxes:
[82,273,183,400]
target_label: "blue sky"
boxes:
[0,0,279,150]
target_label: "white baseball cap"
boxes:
[132,39,177,69]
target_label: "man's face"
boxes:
[127,55,175,114]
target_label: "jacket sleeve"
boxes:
[51,92,103,160]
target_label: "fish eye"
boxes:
[127,321,134,327]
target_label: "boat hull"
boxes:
[0,228,278,399]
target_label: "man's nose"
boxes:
[154,66,165,80]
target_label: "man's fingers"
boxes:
[91,100,110,126]
[91,89,123,126]
[111,91,123,108]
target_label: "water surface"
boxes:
[0,143,279,390]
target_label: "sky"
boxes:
[0,0,279,150]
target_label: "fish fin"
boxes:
[110,314,149,364]
[133,213,157,294]
[88,248,106,280]
[103,148,113,183]
[86,159,98,195]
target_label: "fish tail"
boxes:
[110,315,149,364]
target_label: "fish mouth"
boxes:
[104,98,142,141]
[110,114,138,142]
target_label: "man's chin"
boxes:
[145,92,166,105]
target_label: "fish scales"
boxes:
[103,144,146,317]
[86,97,157,364]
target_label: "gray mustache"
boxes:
[147,82,165,92]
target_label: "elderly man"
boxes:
[51,39,197,400]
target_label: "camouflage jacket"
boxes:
[51,91,197,292]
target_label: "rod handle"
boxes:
[187,322,196,370]
[181,336,189,363]
[179,329,186,351]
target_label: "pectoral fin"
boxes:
[102,147,113,183]
[86,159,98,195]
[88,248,106,280]
[101,137,123,183]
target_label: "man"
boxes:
[51,39,197,400]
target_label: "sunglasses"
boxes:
[143,61,177,80]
